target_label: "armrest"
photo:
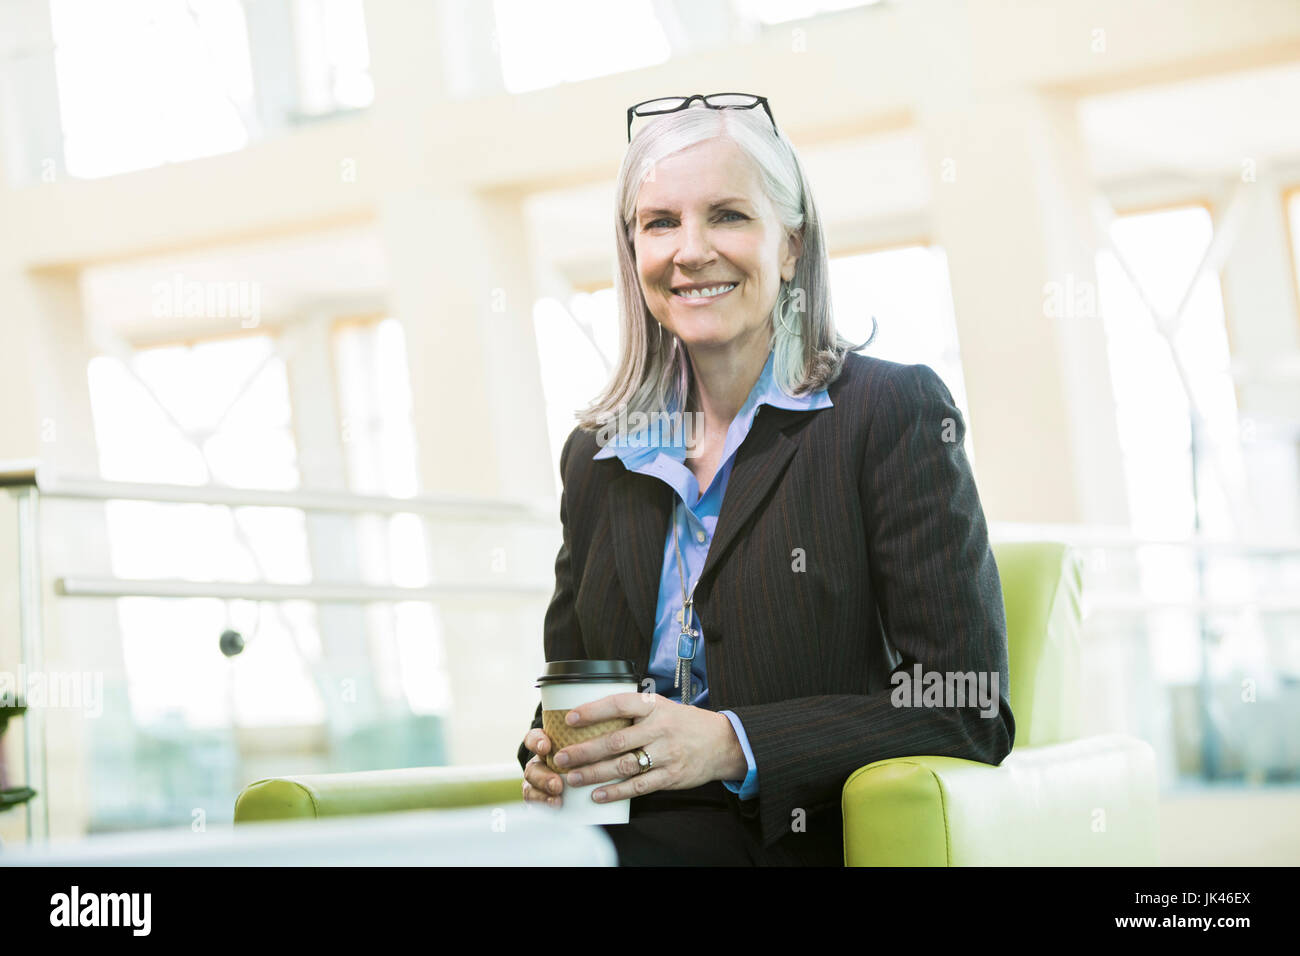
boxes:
[235,763,524,823]
[842,734,1158,866]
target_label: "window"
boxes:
[82,322,454,829]
[43,0,371,180]
[332,318,420,499]
[830,244,975,466]
[1096,205,1243,542]
[490,0,671,94]
[332,318,449,715]
[1092,205,1292,784]
[532,289,618,484]
[50,0,256,179]
[292,0,374,118]
[731,0,886,25]
[86,334,324,730]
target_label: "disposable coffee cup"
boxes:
[534,659,639,825]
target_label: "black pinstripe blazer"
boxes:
[516,349,1015,855]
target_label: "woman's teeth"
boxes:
[675,283,737,299]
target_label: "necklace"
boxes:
[671,500,700,705]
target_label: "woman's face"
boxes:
[632,136,801,357]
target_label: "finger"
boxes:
[523,758,564,801]
[564,747,645,788]
[524,756,565,796]
[525,729,551,755]
[566,691,655,728]
[587,766,670,804]
[522,778,563,808]
[554,722,648,771]
[522,778,548,802]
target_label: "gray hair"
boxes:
[575,103,874,432]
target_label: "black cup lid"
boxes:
[536,659,637,686]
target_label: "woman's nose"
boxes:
[673,218,716,267]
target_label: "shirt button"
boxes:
[696,530,706,543]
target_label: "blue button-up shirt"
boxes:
[593,347,833,799]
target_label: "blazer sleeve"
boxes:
[517,426,588,772]
[725,362,1015,849]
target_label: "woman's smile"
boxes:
[672,281,738,305]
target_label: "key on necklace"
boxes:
[674,600,699,703]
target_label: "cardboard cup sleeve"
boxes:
[541,710,634,773]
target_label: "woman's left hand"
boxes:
[552,693,747,802]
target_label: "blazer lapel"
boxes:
[604,405,808,666]
[607,469,672,672]
[698,406,802,594]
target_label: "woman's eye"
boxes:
[645,211,746,230]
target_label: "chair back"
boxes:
[989,540,1084,747]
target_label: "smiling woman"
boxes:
[582,103,866,432]
[516,98,1012,866]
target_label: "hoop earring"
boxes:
[775,279,800,336]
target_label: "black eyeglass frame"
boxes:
[626,93,777,143]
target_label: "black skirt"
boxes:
[597,780,843,866]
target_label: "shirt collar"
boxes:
[593,348,832,463]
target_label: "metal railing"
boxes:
[989,520,1300,614]
[13,465,558,605]
[0,461,563,843]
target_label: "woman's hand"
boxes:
[521,728,566,808]
[551,693,748,803]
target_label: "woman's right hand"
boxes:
[522,728,565,808]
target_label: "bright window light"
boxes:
[731,0,884,25]
[333,318,419,499]
[491,0,671,94]
[49,0,255,179]
[1096,205,1247,686]
[829,244,975,465]
[1096,206,1242,541]
[293,0,374,116]
[333,318,449,715]
[533,290,618,485]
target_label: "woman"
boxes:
[517,94,1014,866]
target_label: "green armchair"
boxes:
[235,541,1159,865]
